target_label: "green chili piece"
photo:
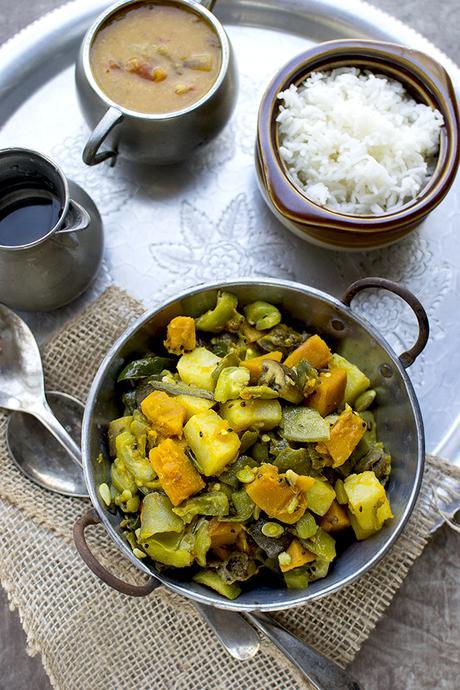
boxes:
[214,367,250,403]
[148,378,214,400]
[139,492,184,540]
[334,479,348,505]
[273,447,311,476]
[117,355,173,382]
[111,457,137,495]
[295,511,318,540]
[108,416,133,457]
[281,407,330,443]
[194,519,211,567]
[116,432,156,485]
[239,385,280,400]
[211,351,241,384]
[172,491,229,524]
[193,570,242,600]
[283,567,309,589]
[301,528,336,562]
[306,557,330,581]
[239,430,259,453]
[142,532,194,568]
[195,292,238,333]
[244,301,281,331]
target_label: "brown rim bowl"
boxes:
[256,39,460,251]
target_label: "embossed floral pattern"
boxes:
[149,193,296,297]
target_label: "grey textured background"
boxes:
[0,1,459,689]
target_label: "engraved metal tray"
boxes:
[0,0,459,461]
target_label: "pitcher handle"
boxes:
[342,277,429,369]
[83,107,124,167]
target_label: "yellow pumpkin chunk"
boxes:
[320,500,351,532]
[164,316,196,355]
[208,519,247,552]
[279,539,316,572]
[324,407,367,467]
[149,438,205,506]
[245,464,307,525]
[295,475,316,493]
[141,391,186,438]
[240,351,283,382]
[307,368,347,416]
[284,334,331,369]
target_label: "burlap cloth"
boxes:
[0,286,458,690]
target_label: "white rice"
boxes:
[276,68,444,215]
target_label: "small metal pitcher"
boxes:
[0,148,104,312]
[75,0,237,166]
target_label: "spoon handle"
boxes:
[31,399,83,468]
[246,612,362,690]
[193,602,260,660]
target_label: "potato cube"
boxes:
[344,471,393,540]
[184,409,240,476]
[329,354,370,404]
[220,399,282,432]
[175,395,215,421]
[177,347,221,391]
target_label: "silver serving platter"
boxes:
[0,0,459,462]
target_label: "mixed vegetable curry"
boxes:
[99,292,393,599]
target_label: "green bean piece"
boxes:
[172,491,229,524]
[236,467,257,484]
[117,355,173,382]
[193,570,242,600]
[244,301,282,331]
[195,291,238,333]
[354,389,376,412]
[193,519,211,567]
[219,456,258,489]
[301,528,336,562]
[261,522,285,538]
[139,492,184,540]
[334,479,348,505]
[239,430,259,453]
[283,567,309,589]
[214,367,250,403]
[295,511,318,540]
[147,378,214,400]
[239,385,280,400]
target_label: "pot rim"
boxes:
[82,277,425,611]
[80,0,231,121]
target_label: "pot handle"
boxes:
[73,508,159,597]
[342,277,429,369]
[83,107,124,167]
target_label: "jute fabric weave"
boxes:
[0,286,458,690]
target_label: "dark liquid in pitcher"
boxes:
[0,180,62,247]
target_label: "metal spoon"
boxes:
[0,303,86,495]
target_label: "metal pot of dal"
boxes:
[74,277,427,611]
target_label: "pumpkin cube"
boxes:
[284,335,331,369]
[149,438,205,506]
[307,368,347,416]
[141,391,186,438]
[320,500,351,532]
[164,316,196,355]
[184,409,240,476]
[325,407,367,467]
[240,351,283,382]
[245,464,307,525]
[279,539,316,572]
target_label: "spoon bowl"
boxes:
[7,390,88,497]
